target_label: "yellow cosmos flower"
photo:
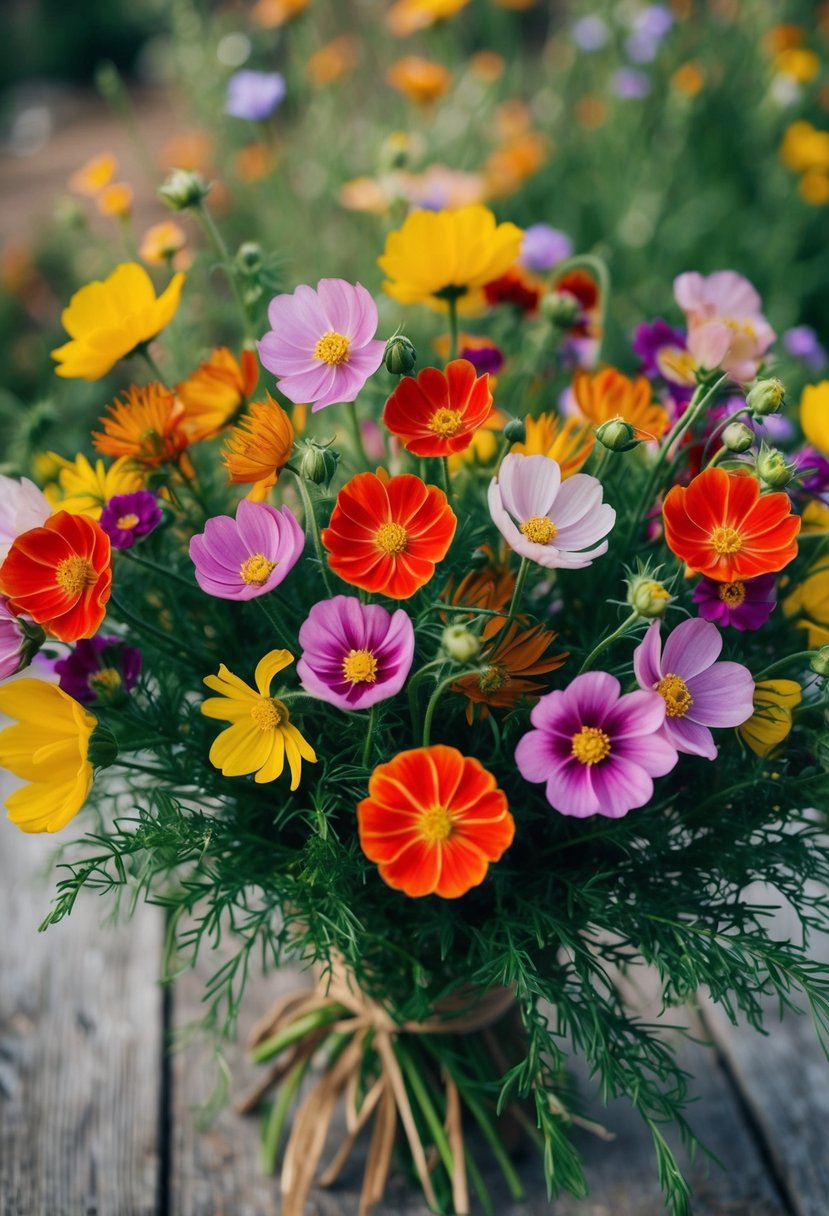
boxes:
[800,381,829,455]
[378,204,523,313]
[783,553,829,648]
[140,221,187,265]
[202,651,317,789]
[511,413,594,478]
[738,679,802,758]
[97,182,134,218]
[0,679,96,833]
[68,152,117,196]
[51,262,185,381]
[44,452,144,520]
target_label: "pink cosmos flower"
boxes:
[515,671,677,818]
[488,453,615,569]
[674,270,775,384]
[189,499,304,600]
[297,595,415,711]
[0,596,28,681]
[258,278,385,412]
[633,618,754,760]
[0,475,51,564]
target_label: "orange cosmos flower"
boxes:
[306,35,360,86]
[383,360,493,457]
[572,367,670,441]
[93,383,190,468]
[96,182,133,218]
[140,221,187,265]
[250,0,309,27]
[357,745,514,899]
[222,395,295,500]
[176,347,259,441]
[452,620,566,723]
[386,56,451,105]
[0,511,111,642]
[511,412,594,478]
[387,0,471,36]
[663,467,801,582]
[321,471,456,600]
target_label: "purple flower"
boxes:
[632,319,693,384]
[783,325,826,371]
[515,671,677,818]
[625,4,673,62]
[226,70,286,120]
[297,595,414,711]
[259,279,385,412]
[0,597,28,681]
[633,618,755,760]
[571,15,610,52]
[611,68,652,99]
[692,574,777,632]
[792,446,829,501]
[519,224,573,273]
[488,453,615,570]
[54,635,141,703]
[459,341,504,377]
[190,499,304,600]
[100,490,163,550]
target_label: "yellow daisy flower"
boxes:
[800,381,829,456]
[783,553,829,649]
[511,412,594,478]
[68,152,117,196]
[201,651,317,789]
[738,679,802,758]
[44,452,144,520]
[0,679,96,833]
[51,262,185,381]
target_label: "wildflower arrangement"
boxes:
[3,180,829,1216]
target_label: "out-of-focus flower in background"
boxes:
[226,70,286,120]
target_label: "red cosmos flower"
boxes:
[663,467,800,582]
[382,359,494,457]
[321,470,456,599]
[554,269,599,337]
[0,511,112,642]
[483,266,542,314]
[357,745,515,898]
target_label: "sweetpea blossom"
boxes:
[190,499,304,600]
[100,491,163,550]
[226,70,286,120]
[692,573,777,631]
[0,475,50,563]
[674,270,775,383]
[633,618,754,759]
[258,279,385,411]
[488,453,615,569]
[297,596,415,711]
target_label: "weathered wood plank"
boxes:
[0,791,164,1216]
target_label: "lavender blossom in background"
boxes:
[783,325,827,371]
[519,224,573,273]
[226,70,286,120]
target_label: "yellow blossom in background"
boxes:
[159,129,215,172]
[68,152,117,196]
[201,651,317,788]
[775,48,820,84]
[738,679,802,757]
[96,182,133,219]
[222,394,295,500]
[469,51,505,82]
[44,453,144,519]
[234,143,277,183]
[763,24,803,54]
[783,553,829,648]
[251,0,310,27]
[800,381,829,454]
[387,56,451,105]
[51,262,185,380]
[387,0,471,37]
[140,221,187,265]
[339,176,394,214]
[575,94,608,129]
[511,413,594,478]
[780,121,829,173]
[0,679,96,833]
[378,204,523,312]
[572,368,670,440]
[483,131,548,198]
[447,409,508,472]
[177,347,259,442]
[306,35,360,86]
[799,171,829,206]
[672,61,705,96]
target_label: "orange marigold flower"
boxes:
[511,412,594,478]
[306,35,360,86]
[321,470,456,600]
[572,367,670,441]
[386,56,451,105]
[358,745,514,899]
[387,0,471,36]
[0,511,111,642]
[383,360,493,457]
[176,347,259,442]
[663,467,801,582]
[222,395,295,500]
[140,221,187,265]
[93,382,190,467]
[96,182,133,218]
[68,152,117,196]
[452,620,566,722]
[250,0,309,27]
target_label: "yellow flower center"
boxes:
[313,331,351,365]
[725,317,757,340]
[419,804,454,844]
[89,667,122,692]
[250,697,286,731]
[710,525,743,555]
[718,580,746,607]
[375,521,408,555]
[478,665,508,693]
[657,673,694,718]
[570,726,612,765]
[116,513,140,529]
[342,648,378,684]
[656,347,697,385]
[519,515,558,545]
[56,555,97,595]
[240,553,277,584]
[428,407,464,438]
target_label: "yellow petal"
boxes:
[254,729,286,783]
[254,649,294,696]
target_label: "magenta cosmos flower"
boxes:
[190,499,304,600]
[297,595,414,711]
[488,453,615,569]
[515,671,677,818]
[692,573,776,632]
[54,635,141,703]
[0,596,28,681]
[633,618,754,760]
[258,279,385,412]
[100,490,162,550]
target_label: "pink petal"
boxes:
[569,671,621,726]
[548,474,604,529]
[633,621,663,689]
[545,756,601,818]
[277,363,337,405]
[589,755,653,818]
[685,662,754,727]
[662,716,717,760]
[614,731,677,777]
[604,687,666,740]
[497,453,561,522]
[662,618,722,680]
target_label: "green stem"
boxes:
[255,594,296,651]
[397,1044,457,1186]
[754,650,816,681]
[506,557,530,625]
[577,609,640,675]
[138,345,167,384]
[407,657,448,734]
[193,202,254,339]
[455,1081,525,1202]
[362,703,377,769]
[120,548,196,592]
[440,455,452,505]
[447,295,459,362]
[345,399,370,469]
[422,667,485,746]
[701,401,750,464]
[107,591,204,666]
[261,1053,313,1174]
[292,471,334,597]
[251,1005,346,1065]
[705,445,727,469]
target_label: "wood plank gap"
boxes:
[158,974,174,1216]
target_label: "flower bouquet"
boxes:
[2,192,829,1216]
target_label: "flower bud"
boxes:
[721,421,755,453]
[159,168,211,211]
[383,334,417,376]
[746,377,785,416]
[235,241,263,273]
[378,131,413,173]
[540,290,581,328]
[442,624,481,663]
[810,645,829,677]
[627,574,672,618]
[297,439,339,487]
[504,416,526,445]
[595,416,639,452]
[87,723,119,770]
[756,443,796,489]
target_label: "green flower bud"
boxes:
[384,334,417,376]
[756,443,796,489]
[721,421,755,453]
[378,131,414,173]
[87,723,119,770]
[235,241,263,273]
[810,646,829,677]
[442,624,481,663]
[627,574,672,619]
[540,290,581,328]
[159,168,211,211]
[503,417,526,445]
[595,417,639,452]
[297,439,339,487]
[746,377,785,417]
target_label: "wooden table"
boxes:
[2,819,828,1216]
